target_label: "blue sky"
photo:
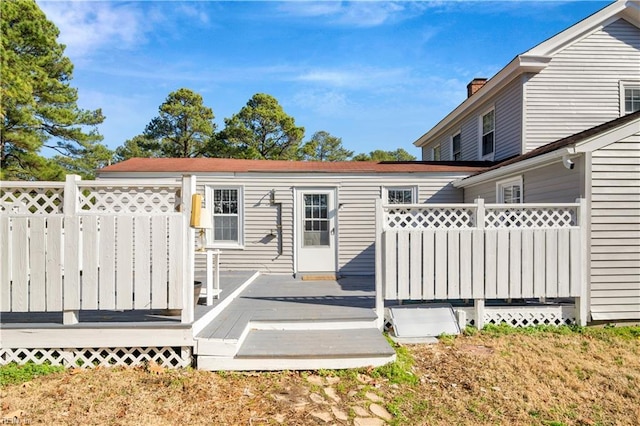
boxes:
[38,0,610,158]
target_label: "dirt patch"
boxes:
[2,328,639,425]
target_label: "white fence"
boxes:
[375,199,588,327]
[0,175,196,324]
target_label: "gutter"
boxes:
[453,147,576,188]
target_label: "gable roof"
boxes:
[413,0,639,148]
[98,157,491,175]
[455,110,640,187]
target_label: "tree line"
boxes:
[1,0,414,181]
[114,89,416,164]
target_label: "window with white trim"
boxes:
[480,109,495,159]
[496,177,522,204]
[433,144,441,161]
[451,132,461,161]
[620,81,640,115]
[206,186,244,247]
[385,187,417,204]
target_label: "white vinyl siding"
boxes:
[590,135,640,321]
[525,19,640,151]
[464,160,584,204]
[426,78,523,162]
[191,173,467,275]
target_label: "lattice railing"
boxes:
[0,347,191,368]
[485,206,578,229]
[381,202,579,230]
[384,205,475,230]
[0,184,64,215]
[77,184,180,214]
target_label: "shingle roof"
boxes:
[98,158,491,174]
[470,110,640,176]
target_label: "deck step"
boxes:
[196,328,396,371]
[237,328,395,358]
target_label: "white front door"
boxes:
[296,188,337,273]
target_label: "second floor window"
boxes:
[481,109,495,158]
[625,86,640,114]
[433,144,441,161]
[452,133,461,160]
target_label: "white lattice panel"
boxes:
[77,186,180,214]
[0,186,64,215]
[455,305,576,327]
[485,207,577,229]
[385,207,475,230]
[0,347,191,368]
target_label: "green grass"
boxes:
[0,362,65,387]
[369,337,418,385]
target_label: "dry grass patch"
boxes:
[1,325,638,425]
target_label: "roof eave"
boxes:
[413,55,550,148]
[453,148,572,188]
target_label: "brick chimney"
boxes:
[467,78,488,98]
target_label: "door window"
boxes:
[303,194,329,246]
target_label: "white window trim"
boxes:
[496,176,523,203]
[205,185,245,249]
[619,80,640,116]
[383,186,418,204]
[450,131,461,161]
[478,107,495,161]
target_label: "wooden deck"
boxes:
[194,274,395,371]
[1,272,396,370]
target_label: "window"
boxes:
[433,144,441,161]
[385,187,417,204]
[206,186,244,247]
[496,177,522,204]
[480,109,495,159]
[620,81,640,115]
[451,132,461,161]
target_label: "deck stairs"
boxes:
[193,274,396,371]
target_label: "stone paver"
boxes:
[324,387,341,403]
[369,403,393,421]
[354,418,385,426]
[310,410,333,423]
[365,391,383,402]
[331,406,349,421]
[352,406,370,417]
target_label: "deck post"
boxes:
[181,175,196,324]
[63,175,80,325]
[474,299,485,329]
[374,198,384,330]
[575,197,589,326]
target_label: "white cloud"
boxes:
[292,89,349,116]
[278,1,428,28]
[38,1,148,59]
[295,66,412,90]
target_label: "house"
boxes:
[412,0,640,322]
[97,158,488,276]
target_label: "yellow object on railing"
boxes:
[190,194,203,227]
